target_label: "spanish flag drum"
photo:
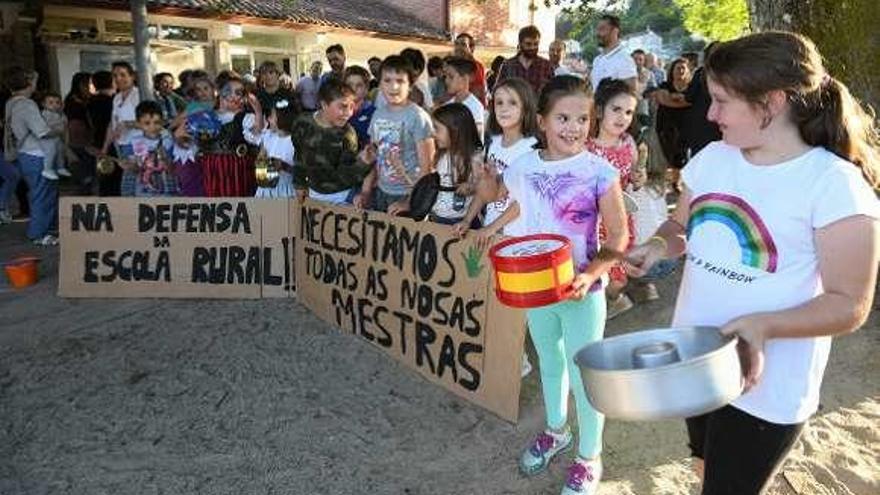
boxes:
[489,234,575,308]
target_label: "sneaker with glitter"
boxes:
[519,427,572,476]
[560,457,602,495]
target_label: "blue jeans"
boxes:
[0,155,21,211]
[18,153,58,239]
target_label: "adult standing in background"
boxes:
[297,61,323,112]
[494,25,554,95]
[4,67,60,245]
[64,72,96,194]
[175,69,192,98]
[0,87,21,224]
[591,14,637,91]
[653,57,692,190]
[549,40,571,76]
[100,61,140,197]
[682,42,722,155]
[453,33,487,105]
[401,48,433,110]
[153,72,186,122]
[631,49,653,127]
[257,61,300,115]
[322,44,347,85]
[87,70,115,196]
[486,55,505,92]
[645,53,665,87]
[427,56,447,103]
[367,57,382,91]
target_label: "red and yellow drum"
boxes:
[489,234,575,308]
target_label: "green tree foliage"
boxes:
[673,0,749,40]
[559,0,687,59]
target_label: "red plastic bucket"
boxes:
[488,234,574,308]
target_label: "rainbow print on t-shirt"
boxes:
[687,193,778,273]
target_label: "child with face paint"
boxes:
[192,74,263,197]
[501,75,628,495]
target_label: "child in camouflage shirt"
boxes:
[291,79,371,205]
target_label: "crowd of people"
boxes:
[1,14,878,495]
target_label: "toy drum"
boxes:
[489,234,575,308]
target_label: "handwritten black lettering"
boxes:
[71,203,113,232]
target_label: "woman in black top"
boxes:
[87,71,117,196]
[655,58,692,176]
[65,72,95,194]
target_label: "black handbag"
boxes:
[403,172,456,221]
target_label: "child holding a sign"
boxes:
[199,74,263,197]
[423,103,482,225]
[291,79,371,205]
[455,77,539,246]
[502,75,628,495]
[355,55,435,213]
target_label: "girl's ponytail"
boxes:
[793,77,879,189]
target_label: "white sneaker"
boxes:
[0,210,12,224]
[56,167,73,177]
[607,294,634,320]
[521,353,533,378]
[41,169,59,180]
[32,234,59,246]
[561,457,602,495]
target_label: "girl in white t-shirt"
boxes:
[425,102,481,225]
[627,32,879,494]
[254,102,296,199]
[454,78,538,246]
[502,76,629,495]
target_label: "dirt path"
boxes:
[1,222,877,494]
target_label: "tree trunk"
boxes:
[747,0,879,108]
[131,0,153,101]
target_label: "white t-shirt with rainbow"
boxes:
[672,141,880,424]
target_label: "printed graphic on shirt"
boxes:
[687,193,778,273]
[132,137,173,194]
[372,118,406,186]
[526,170,600,272]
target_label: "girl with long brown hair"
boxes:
[627,31,879,494]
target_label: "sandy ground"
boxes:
[1,219,878,495]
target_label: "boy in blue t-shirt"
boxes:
[344,66,375,151]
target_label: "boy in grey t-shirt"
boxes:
[357,55,434,213]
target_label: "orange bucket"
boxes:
[4,256,40,289]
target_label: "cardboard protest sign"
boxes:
[294,199,526,422]
[58,197,526,421]
[59,197,295,298]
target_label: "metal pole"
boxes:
[131,0,153,100]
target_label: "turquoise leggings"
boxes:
[527,290,606,458]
